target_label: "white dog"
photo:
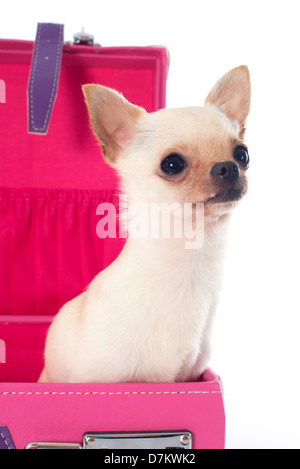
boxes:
[39,66,251,383]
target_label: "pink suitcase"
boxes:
[0,23,225,450]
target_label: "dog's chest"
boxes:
[129,246,222,375]
[84,234,225,382]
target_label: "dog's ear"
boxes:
[82,85,146,165]
[205,66,251,138]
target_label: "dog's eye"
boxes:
[234,145,250,168]
[160,153,186,175]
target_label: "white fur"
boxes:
[40,222,228,383]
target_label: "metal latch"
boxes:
[25,431,192,450]
[64,28,101,46]
[72,28,100,46]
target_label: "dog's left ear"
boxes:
[205,65,251,138]
[82,85,146,166]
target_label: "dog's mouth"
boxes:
[205,186,246,205]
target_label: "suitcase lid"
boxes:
[0,27,169,316]
[0,35,168,190]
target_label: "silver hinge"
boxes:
[25,431,192,450]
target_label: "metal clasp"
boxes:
[73,28,98,46]
[83,431,192,449]
[25,431,192,450]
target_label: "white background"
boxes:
[1,0,300,449]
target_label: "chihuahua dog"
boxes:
[39,66,251,383]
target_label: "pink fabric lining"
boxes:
[0,187,124,316]
[0,320,50,382]
[0,42,164,190]
[0,62,153,190]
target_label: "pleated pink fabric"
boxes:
[0,187,124,316]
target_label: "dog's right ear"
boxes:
[82,85,146,165]
[204,66,251,139]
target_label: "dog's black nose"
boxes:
[211,161,240,183]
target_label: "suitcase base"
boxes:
[0,317,225,450]
[0,369,225,450]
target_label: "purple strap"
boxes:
[0,426,15,450]
[28,23,64,135]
